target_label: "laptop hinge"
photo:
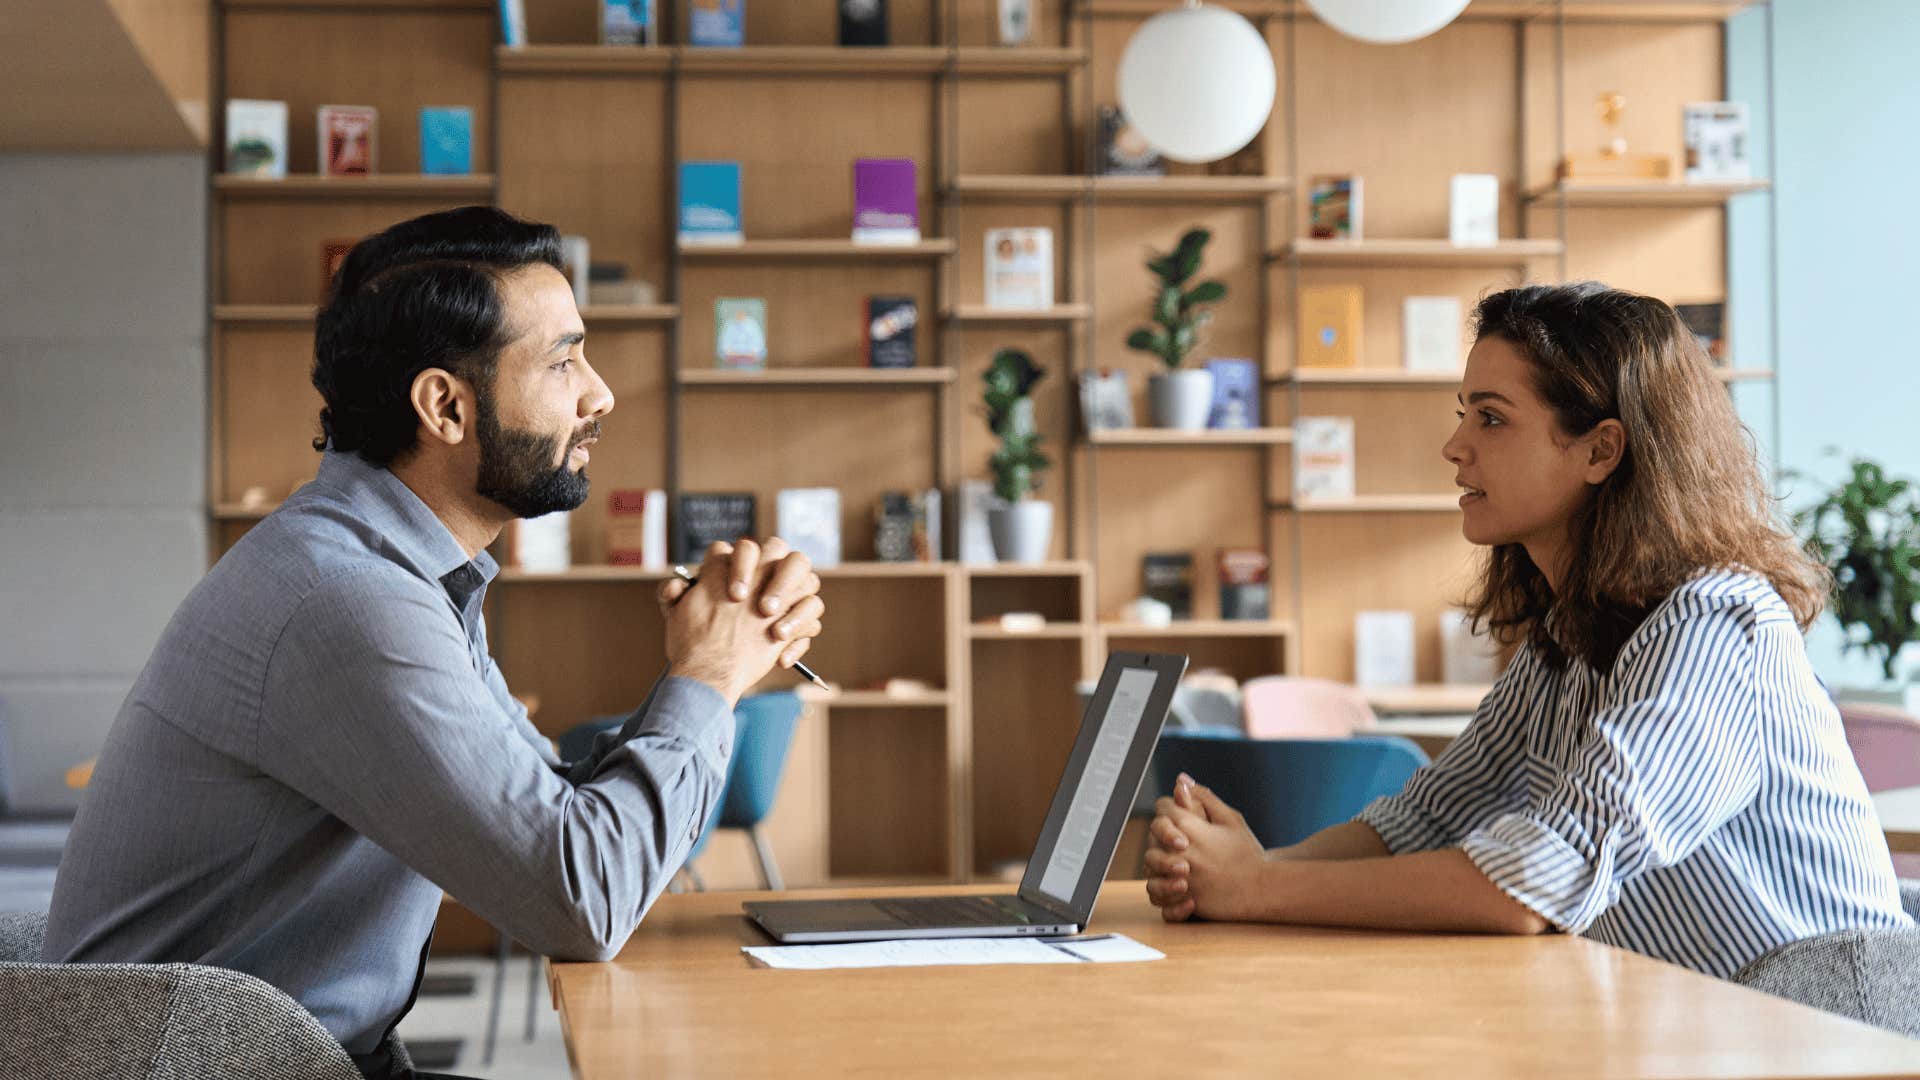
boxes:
[1016,887,1081,925]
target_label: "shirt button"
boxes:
[689,823,700,841]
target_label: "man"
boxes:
[44,207,823,1078]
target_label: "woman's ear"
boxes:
[410,368,472,449]
[1582,418,1626,485]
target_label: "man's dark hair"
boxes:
[312,206,564,465]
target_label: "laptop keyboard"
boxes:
[873,896,1040,928]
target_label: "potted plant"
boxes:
[1795,455,1920,701]
[980,347,1053,563]
[1126,227,1229,430]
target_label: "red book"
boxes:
[318,105,378,177]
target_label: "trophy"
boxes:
[1557,91,1674,182]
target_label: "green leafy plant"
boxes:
[1794,456,1920,681]
[980,348,1049,504]
[1124,227,1228,370]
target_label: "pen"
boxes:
[671,564,829,690]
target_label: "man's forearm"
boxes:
[1267,821,1391,861]
[1246,848,1551,935]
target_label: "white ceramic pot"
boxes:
[987,500,1054,563]
[1148,367,1216,430]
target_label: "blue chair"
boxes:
[1147,732,1430,848]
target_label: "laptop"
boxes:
[744,650,1188,944]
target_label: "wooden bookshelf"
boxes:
[677,46,949,76]
[676,367,957,388]
[1088,428,1294,447]
[1280,238,1566,266]
[1523,179,1772,207]
[1277,495,1465,514]
[676,239,957,260]
[944,304,1092,324]
[213,174,496,199]
[1101,620,1295,639]
[214,304,317,323]
[1282,368,1463,386]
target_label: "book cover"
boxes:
[1217,548,1270,621]
[508,511,571,572]
[1440,608,1502,685]
[608,489,668,568]
[839,0,888,46]
[419,107,472,175]
[601,0,655,44]
[852,158,920,245]
[1142,553,1194,620]
[1298,285,1363,368]
[1402,296,1463,372]
[997,0,1033,45]
[1205,358,1259,429]
[318,105,377,177]
[1448,173,1499,247]
[560,235,591,307]
[984,227,1053,310]
[715,298,768,370]
[1684,102,1750,182]
[675,492,755,563]
[1354,610,1416,687]
[864,296,917,368]
[1097,106,1164,177]
[1308,175,1361,240]
[224,100,287,178]
[1294,416,1355,501]
[689,0,745,46]
[498,0,527,45]
[679,161,743,245]
[957,480,999,565]
[777,488,842,568]
[1675,301,1727,365]
[1077,368,1133,432]
[320,238,358,302]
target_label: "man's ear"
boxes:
[1582,418,1626,485]
[409,368,474,449]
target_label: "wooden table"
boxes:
[546,882,1920,1078]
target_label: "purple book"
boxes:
[852,158,920,245]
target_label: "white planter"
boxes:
[988,500,1054,563]
[1148,368,1215,430]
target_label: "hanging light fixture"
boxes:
[1303,0,1471,46]
[1116,1,1276,164]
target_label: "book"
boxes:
[1077,368,1133,432]
[419,107,473,175]
[852,158,920,245]
[1354,611,1416,688]
[689,0,744,46]
[679,161,742,245]
[997,0,1033,45]
[839,0,887,46]
[675,492,755,563]
[874,491,939,562]
[1684,102,1750,182]
[318,105,377,177]
[224,100,287,178]
[608,489,669,568]
[1403,296,1463,372]
[320,238,358,302]
[1440,608,1501,685]
[777,488,842,568]
[1448,173,1500,247]
[560,235,591,307]
[1675,302,1727,366]
[1308,175,1361,240]
[1142,553,1194,620]
[601,0,655,44]
[507,511,571,572]
[984,227,1053,310]
[1297,285,1363,368]
[1097,106,1164,177]
[957,480,999,565]
[1294,416,1355,501]
[1217,548,1270,621]
[498,0,527,45]
[715,298,768,370]
[864,296,917,368]
[1205,359,1259,429]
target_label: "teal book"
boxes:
[679,161,742,245]
[419,107,472,175]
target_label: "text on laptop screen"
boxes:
[1038,665,1160,904]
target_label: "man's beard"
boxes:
[474,389,598,519]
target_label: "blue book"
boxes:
[679,161,742,245]
[689,0,744,46]
[419,107,473,175]
[1206,358,1259,429]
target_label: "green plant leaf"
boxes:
[1184,280,1227,306]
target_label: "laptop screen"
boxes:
[1020,652,1186,918]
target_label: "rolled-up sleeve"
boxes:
[258,569,732,961]
[1459,604,1761,933]
[1354,649,1536,853]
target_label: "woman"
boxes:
[1145,282,1911,979]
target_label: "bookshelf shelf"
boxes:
[677,239,957,260]
[211,503,277,520]
[1364,684,1492,715]
[968,623,1090,640]
[964,561,1091,577]
[947,175,1088,201]
[215,304,317,323]
[1282,369,1464,386]
[1100,620,1296,640]
[954,47,1088,76]
[580,304,680,323]
[1523,179,1772,207]
[496,562,948,584]
[945,175,1291,203]
[1274,495,1464,514]
[495,45,675,75]
[213,174,495,199]
[1279,238,1564,266]
[944,304,1092,324]
[676,367,957,388]
[1716,367,1775,383]
[808,690,953,709]
[678,46,948,76]
[1088,428,1293,447]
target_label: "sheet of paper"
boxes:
[742,934,1165,971]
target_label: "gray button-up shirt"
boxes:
[44,450,731,1060]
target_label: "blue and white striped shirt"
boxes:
[1357,568,1912,978]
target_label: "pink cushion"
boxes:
[1841,704,1920,793]
[1242,677,1377,739]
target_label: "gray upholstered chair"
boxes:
[0,911,409,1079]
[1733,880,1920,1037]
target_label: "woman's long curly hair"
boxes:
[1462,282,1827,673]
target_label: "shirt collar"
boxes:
[312,450,499,602]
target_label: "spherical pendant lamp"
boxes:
[1303,0,1471,45]
[1115,2,1276,164]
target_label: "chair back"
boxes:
[1240,676,1378,739]
[718,691,803,829]
[1838,703,1920,793]
[1148,732,1428,848]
